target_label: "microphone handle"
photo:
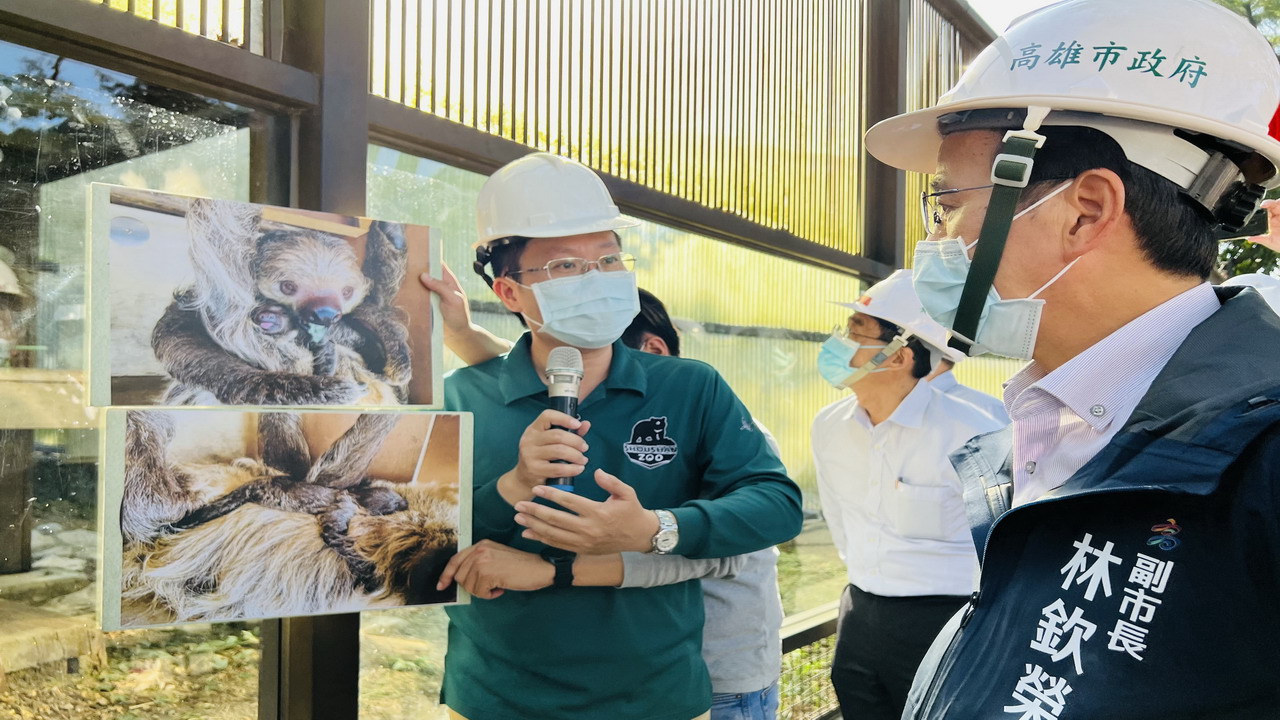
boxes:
[547,395,580,491]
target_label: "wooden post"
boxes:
[0,430,34,574]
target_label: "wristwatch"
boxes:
[539,548,576,589]
[650,509,679,555]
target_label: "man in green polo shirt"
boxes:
[437,152,803,720]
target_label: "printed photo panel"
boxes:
[86,184,443,408]
[98,406,472,629]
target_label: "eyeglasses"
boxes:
[919,184,994,235]
[831,324,886,344]
[510,252,637,283]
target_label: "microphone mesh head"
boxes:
[546,346,584,377]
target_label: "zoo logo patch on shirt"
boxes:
[623,416,679,469]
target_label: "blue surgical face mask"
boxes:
[817,333,890,389]
[520,270,641,349]
[911,181,1076,360]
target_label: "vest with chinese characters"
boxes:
[904,288,1280,720]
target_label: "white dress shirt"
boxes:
[1003,283,1220,507]
[930,370,1011,423]
[812,379,1007,597]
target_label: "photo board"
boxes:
[86,184,442,408]
[98,406,472,629]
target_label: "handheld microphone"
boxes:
[544,347,584,492]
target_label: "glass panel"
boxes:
[365,144,853,649]
[0,38,263,719]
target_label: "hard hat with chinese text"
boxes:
[865,0,1280,202]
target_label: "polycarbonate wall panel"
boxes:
[370,0,871,257]
[86,0,265,55]
[902,0,971,266]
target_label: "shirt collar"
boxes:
[888,379,932,429]
[848,378,932,430]
[1004,283,1219,431]
[930,369,958,392]
[498,333,647,405]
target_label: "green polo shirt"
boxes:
[441,333,802,720]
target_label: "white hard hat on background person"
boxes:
[473,152,638,251]
[866,0,1280,225]
[834,269,951,365]
[0,259,24,297]
[1222,273,1280,314]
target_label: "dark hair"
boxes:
[621,288,681,357]
[483,235,535,280]
[871,317,932,379]
[473,236,533,326]
[1018,126,1217,280]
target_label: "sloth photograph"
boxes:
[90,185,438,408]
[102,407,469,629]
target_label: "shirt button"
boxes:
[1090,404,1106,417]
[1025,461,1037,475]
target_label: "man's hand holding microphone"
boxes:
[441,347,661,598]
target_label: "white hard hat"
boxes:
[473,152,638,250]
[866,0,1280,195]
[834,270,950,358]
[1223,273,1280,314]
[0,259,23,297]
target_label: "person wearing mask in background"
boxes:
[423,269,786,720]
[811,270,1006,720]
[863,1,1280,716]
[431,152,802,720]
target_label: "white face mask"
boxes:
[912,182,1076,360]
[520,270,641,349]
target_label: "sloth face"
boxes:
[255,230,372,328]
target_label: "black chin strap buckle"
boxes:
[949,130,1045,351]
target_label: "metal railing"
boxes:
[781,601,841,720]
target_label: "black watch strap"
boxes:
[539,548,576,589]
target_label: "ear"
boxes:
[639,333,671,356]
[490,276,524,314]
[1062,169,1125,260]
[887,343,914,372]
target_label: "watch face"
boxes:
[654,531,679,553]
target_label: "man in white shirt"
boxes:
[926,348,1009,423]
[863,1,1280,717]
[811,271,1005,720]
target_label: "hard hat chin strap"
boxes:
[949,106,1050,355]
[841,334,910,387]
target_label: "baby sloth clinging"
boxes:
[152,198,413,407]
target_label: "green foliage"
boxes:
[1211,2,1280,277]
[1218,187,1280,276]
[1214,0,1280,45]
[1219,236,1280,275]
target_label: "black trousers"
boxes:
[830,584,967,720]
